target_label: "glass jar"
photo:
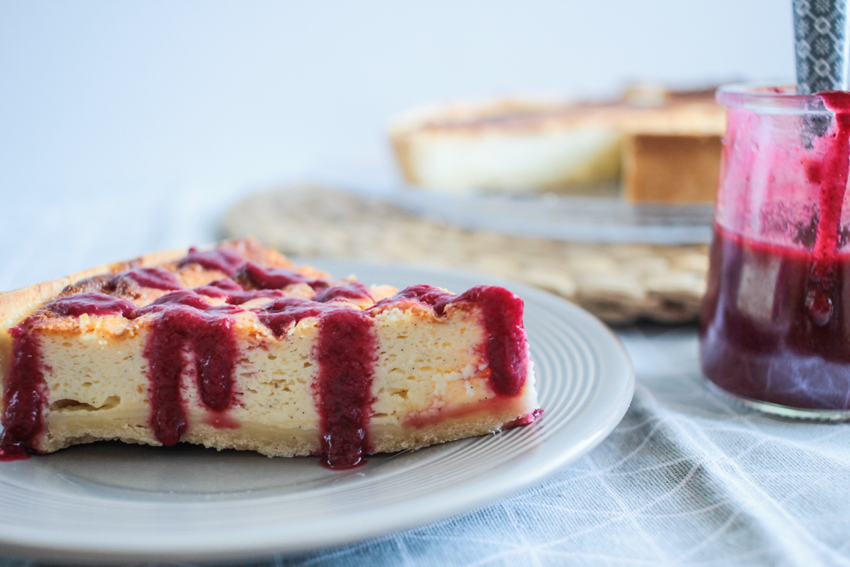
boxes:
[700,83,850,420]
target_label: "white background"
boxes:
[0,1,792,286]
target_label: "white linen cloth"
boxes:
[1,187,849,567]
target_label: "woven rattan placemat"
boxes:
[222,185,708,324]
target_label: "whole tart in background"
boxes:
[390,85,726,203]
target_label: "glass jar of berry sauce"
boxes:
[700,83,850,419]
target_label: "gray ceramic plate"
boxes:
[0,262,634,564]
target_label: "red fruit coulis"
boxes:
[178,247,246,275]
[380,284,529,396]
[113,267,183,291]
[312,308,377,468]
[1,251,533,466]
[195,279,285,306]
[139,291,243,443]
[253,295,379,468]
[235,262,329,290]
[312,282,373,304]
[701,91,850,410]
[47,293,137,318]
[0,324,47,461]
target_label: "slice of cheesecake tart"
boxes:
[0,239,540,468]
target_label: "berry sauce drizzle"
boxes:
[195,279,284,305]
[253,295,379,469]
[804,91,850,326]
[313,282,373,303]
[312,308,377,469]
[139,291,243,442]
[113,267,183,291]
[178,247,246,275]
[380,284,529,396]
[0,324,47,460]
[1,248,532,466]
[254,297,327,337]
[235,262,329,290]
[47,293,137,318]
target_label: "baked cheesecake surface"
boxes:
[0,239,539,468]
[390,88,725,202]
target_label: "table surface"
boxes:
[1,187,849,567]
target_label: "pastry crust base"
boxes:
[39,381,537,458]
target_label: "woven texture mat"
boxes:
[222,185,708,324]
